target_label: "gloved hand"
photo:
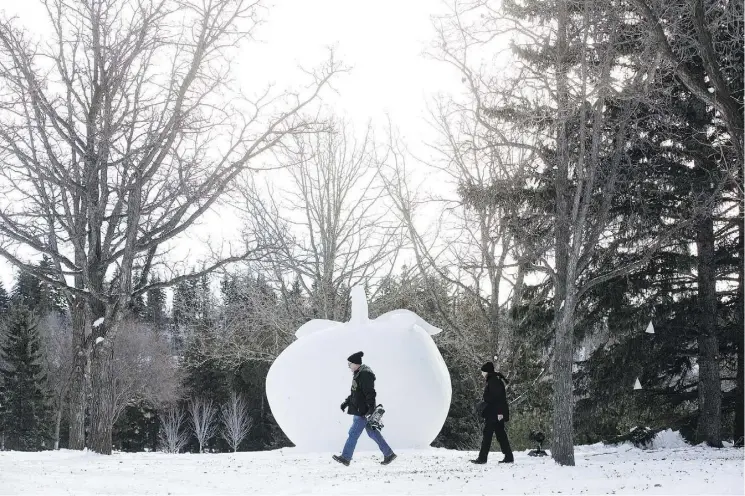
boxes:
[340,401,348,412]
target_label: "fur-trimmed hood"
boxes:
[356,363,375,380]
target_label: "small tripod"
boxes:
[528,430,548,457]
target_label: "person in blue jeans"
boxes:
[333,351,396,466]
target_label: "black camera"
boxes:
[528,430,548,457]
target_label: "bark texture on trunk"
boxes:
[550,0,576,467]
[552,309,576,466]
[734,202,744,445]
[68,301,88,450]
[54,405,63,450]
[695,212,722,447]
[735,336,744,445]
[88,342,115,455]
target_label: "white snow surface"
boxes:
[650,429,690,450]
[95,337,105,345]
[0,443,741,495]
[266,286,451,451]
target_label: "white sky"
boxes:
[0,0,466,291]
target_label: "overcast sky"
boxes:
[0,0,465,290]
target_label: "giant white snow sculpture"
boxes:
[266,286,452,452]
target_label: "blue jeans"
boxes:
[341,415,393,460]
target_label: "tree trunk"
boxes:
[68,300,88,450]
[54,403,63,450]
[512,263,526,312]
[552,296,576,466]
[88,343,115,455]
[733,200,743,445]
[695,211,722,447]
[488,296,501,359]
[736,336,744,445]
[550,0,576,467]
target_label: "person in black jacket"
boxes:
[471,361,514,464]
[332,351,396,466]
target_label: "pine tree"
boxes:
[12,271,43,309]
[197,274,214,327]
[0,282,10,316]
[220,274,241,307]
[128,270,146,319]
[112,401,159,453]
[11,258,65,315]
[0,306,52,450]
[173,277,199,328]
[172,276,200,353]
[572,56,742,445]
[144,277,167,331]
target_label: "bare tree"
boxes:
[158,407,189,454]
[381,101,545,365]
[92,320,181,451]
[220,392,253,452]
[188,397,217,453]
[241,121,403,322]
[0,0,340,454]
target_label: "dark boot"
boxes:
[332,455,350,466]
[494,420,513,464]
[478,420,496,462]
[381,453,397,465]
[470,458,487,464]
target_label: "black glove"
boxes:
[340,401,348,412]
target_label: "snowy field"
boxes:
[0,440,742,495]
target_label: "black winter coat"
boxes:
[344,364,376,416]
[481,372,510,422]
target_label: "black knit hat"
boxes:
[347,351,364,365]
[480,361,495,373]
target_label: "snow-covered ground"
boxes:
[0,442,741,495]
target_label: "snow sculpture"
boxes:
[266,286,452,452]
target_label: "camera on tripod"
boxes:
[528,430,548,457]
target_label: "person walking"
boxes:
[471,361,514,464]
[333,351,397,466]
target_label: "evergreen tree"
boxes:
[144,277,167,331]
[0,306,52,450]
[572,55,742,445]
[112,401,159,453]
[127,270,146,319]
[172,276,200,353]
[173,277,201,327]
[10,258,65,315]
[197,274,214,326]
[0,282,9,316]
[220,274,241,308]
